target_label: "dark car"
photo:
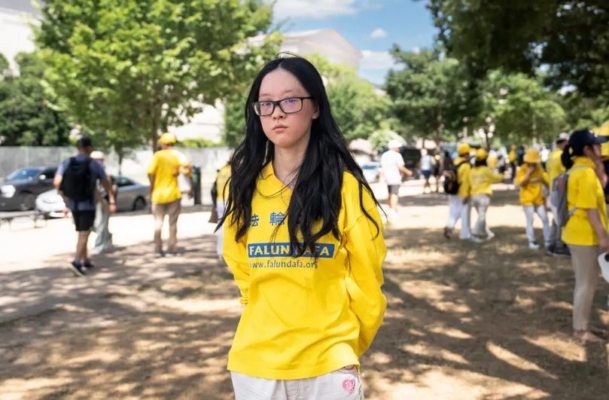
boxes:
[0,166,57,211]
[399,146,422,178]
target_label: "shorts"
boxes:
[422,170,432,179]
[387,184,400,195]
[72,210,95,232]
[231,366,364,400]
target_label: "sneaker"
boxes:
[68,261,86,277]
[443,227,452,239]
[155,252,165,258]
[528,242,540,250]
[486,232,495,240]
[470,236,483,243]
[83,259,95,269]
[166,252,179,258]
[552,248,571,258]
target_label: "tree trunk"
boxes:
[483,128,491,150]
[117,150,124,176]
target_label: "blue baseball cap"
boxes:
[568,129,609,150]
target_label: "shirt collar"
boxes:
[260,162,275,179]
[572,156,595,168]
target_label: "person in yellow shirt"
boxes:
[219,56,386,399]
[560,129,609,343]
[147,133,192,257]
[214,160,231,262]
[517,148,551,250]
[470,149,504,241]
[546,132,570,257]
[444,143,473,240]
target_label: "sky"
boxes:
[270,0,437,86]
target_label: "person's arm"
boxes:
[488,168,504,183]
[399,165,412,177]
[517,167,532,187]
[223,216,251,305]
[92,161,116,213]
[587,209,609,252]
[146,154,158,197]
[344,187,387,357]
[53,161,69,216]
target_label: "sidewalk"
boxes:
[0,209,220,324]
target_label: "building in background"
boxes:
[0,2,361,144]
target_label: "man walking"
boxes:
[444,143,473,240]
[54,137,116,276]
[380,139,412,222]
[147,133,193,257]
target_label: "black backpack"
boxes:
[443,161,468,195]
[60,157,94,202]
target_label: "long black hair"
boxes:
[561,130,589,170]
[218,55,382,256]
[475,158,488,167]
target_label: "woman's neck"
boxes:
[273,146,306,188]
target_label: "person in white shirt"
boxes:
[380,139,412,220]
[420,149,434,194]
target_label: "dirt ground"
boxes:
[1,186,609,399]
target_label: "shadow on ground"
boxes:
[1,192,609,399]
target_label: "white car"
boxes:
[360,162,380,183]
[36,175,150,218]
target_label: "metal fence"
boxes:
[0,146,233,185]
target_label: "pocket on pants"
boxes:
[315,367,364,400]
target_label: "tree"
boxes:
[0,52,71,146]
[223,91,248,148]
[428,0,609,99]
[36,0,281,152]
[384,46,478,144]
[476,71,567,146]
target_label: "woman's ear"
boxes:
[312,101,319,120]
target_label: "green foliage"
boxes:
[177,138,218,148]
[0,52,71,146]
[478,71,566,144]
[222,91,248,148]
[36,0,280,152]
[368,129,404,151]
[428,0,609,98]
[385,47,478,143]
[308,53,391,141]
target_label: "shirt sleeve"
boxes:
[344,188,387,357]
[56,159,68,176]
[574,170,600,210]
[486,168,504,183]
[146,153,159,175]
[223,216,251,305]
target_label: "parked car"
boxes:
[36,175,150,218]
[360,162,380,183]
[0,166,57,211]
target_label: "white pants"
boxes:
[447,195,471,239]
[523,205,551,245]
[216,201,226,257]
[231,367,364,400]
[471,194,493,237]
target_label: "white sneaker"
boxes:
[470,236,483,243]
[486,232,495,240]
[528,242,540,250]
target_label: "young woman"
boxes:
[420,149,433,194]
[470,149,504,241]
[219,55,387,399]
[561,129,609,343]
[516,148,551,250]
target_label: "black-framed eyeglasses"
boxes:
[253,96,313,116]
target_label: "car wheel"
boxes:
[133,197,147,211]
[19,193,36,211]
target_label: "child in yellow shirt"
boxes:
[470,149,504,241]
[516,148,551,250]
[219,56,386,399]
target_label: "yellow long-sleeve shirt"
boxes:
[454,156,471,197]
[517,164,549,206]
[470,166,504,196]
[546,148,565,191]
[223,162,387,380]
